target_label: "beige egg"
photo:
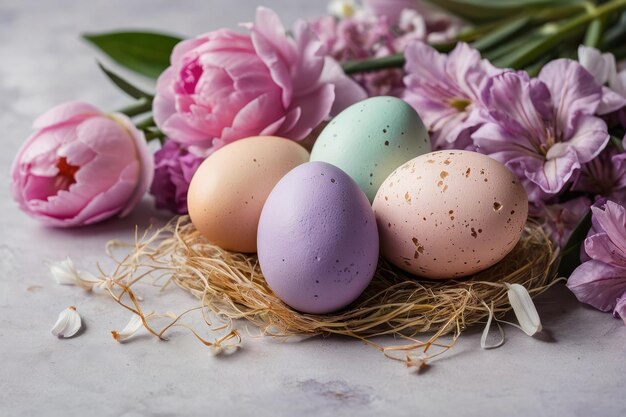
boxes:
[187,136,309,253]
[373,150,528,279]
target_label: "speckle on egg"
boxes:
[310,96,430,202]
[257,162,379,314]
[372,150,528,279]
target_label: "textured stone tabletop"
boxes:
[1,1,625,416]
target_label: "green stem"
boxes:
[144,129,165,143]
[532,2,593,22]
[495,0,626,68]
[584,18,604,48]
[458,4,589,43]
[342,54,405,75]
[117,97,152,117]
[135,116,155,130]
[340,0,626,74]
[524,54,554,77]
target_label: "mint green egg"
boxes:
[310,96,430,202]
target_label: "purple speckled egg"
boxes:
[257,161,379,314]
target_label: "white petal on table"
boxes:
[111,313,145,342]
[50,257,81,285]
[49,257,98,290]
[51,306,82,338]
[506,283,543,336]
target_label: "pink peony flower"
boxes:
[153,7,365,154]
[11,101,153,227]
[473,60,610,199]
[149,140,204,214]
[403,42,501,150]
[567,200,626,325]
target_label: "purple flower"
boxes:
[312,12,407,97]
[310,3,460,97]
[578,46,626,114]
[572,137,626,205]
[567,200,626,325]
[534,196,591,248]
[149,140,204,214]
[472,60,610,200]
[403,42,501,150]
[363,0,461,44]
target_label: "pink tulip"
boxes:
[11,101,154,227]
[153,7,366,154]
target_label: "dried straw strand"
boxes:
[101,216,559,367]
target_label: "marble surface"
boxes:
[0,1,625,416]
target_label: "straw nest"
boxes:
[104,216,559,367]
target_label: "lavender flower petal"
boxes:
[150,141,204,214]
[590,201,626,255]
[573,141,626,204]
[578,45,626,114]
[474,61,609,198]
[404,42,499,149]
[567,260,626,313]
[538,59,602,138]
[536,196,591,248]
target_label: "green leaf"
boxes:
[583,18,604,48]
[83,31,183,78]
[97,61,153,99]
[116,97,153,118]
[457,21,504,43]
[558,210,592,278]
[492,20,587,69]
[600,10,626,48]
[482,30,543,62]
[135,116,156,130]
[342,53,405,74]
[143,128,166,143]
[611,135,625,151]
[425,0,579,24]
[523,53,554,77]
[472,16,531,52]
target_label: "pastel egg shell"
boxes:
[187,136,310,253]
[310,96,431,202]
[373,150,528,279]
[257,161,379,314]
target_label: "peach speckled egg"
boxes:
[373,150,528,279]
[187,136,309,253]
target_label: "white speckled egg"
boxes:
[310,96,430,202]
[373,150,528,279]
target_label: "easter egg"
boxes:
[373,150,528,279]
[257,161,379,314]
[187,136,309,253]
[310,96,430,201]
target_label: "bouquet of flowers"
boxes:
[16,0,626,349]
